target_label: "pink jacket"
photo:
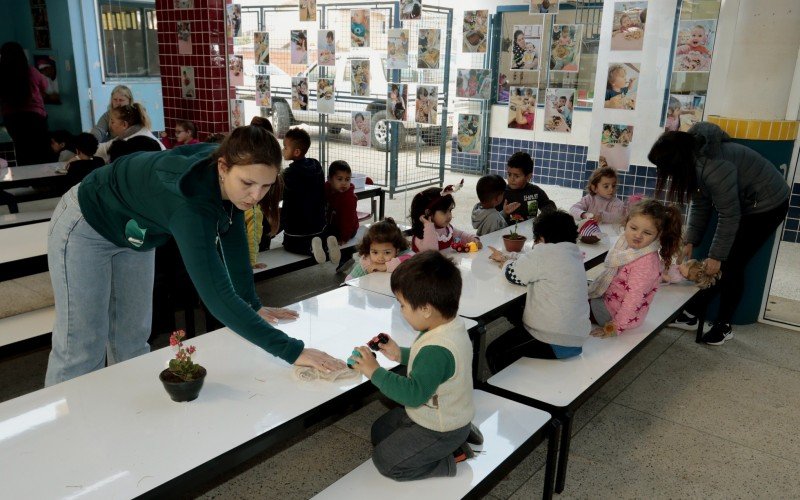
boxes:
[603,252,661,333]
[411,222,479,252]
[569,193,626,224]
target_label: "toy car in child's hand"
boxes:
[347,348,377,369]
[367,333,390,351]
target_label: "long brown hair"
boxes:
[212,126,283,235]
[626,199,683,268]
[648,131,698,205]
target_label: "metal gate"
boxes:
[237,2,452,196]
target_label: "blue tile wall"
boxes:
[784,182,800,243]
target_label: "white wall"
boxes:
[489,106,592,146]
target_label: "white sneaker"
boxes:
[327,235,341,266]
[311,237,326,264]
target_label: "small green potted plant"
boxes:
[502,214,527,252]
[159,330,207,402]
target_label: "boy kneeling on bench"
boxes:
[349,251,478,480]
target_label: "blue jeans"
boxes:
[45,185,155,386]
[371,407,470,481]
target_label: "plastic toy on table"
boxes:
[367,332,390,351]
[450,238,479,253]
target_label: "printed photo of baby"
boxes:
[387,29,409,70]
[317,78,334,115]
[181,66,195,99]
[228,55,244,86]
[351,111,372,147]
[387,84,408,121]
[299,0,316,22]
[550,24,583,72]
[600,123,634,171]
[415,85,438,124]
[673,19,716,72]
[610,2,646,51]
[604,63,639,110]
[457,114,481,155]
[256,75,271,108]
[292,77,309,111]
[400,0,422,21]
[254,31,269,66]
[351,59,370,96]
[177,22,192,55]
[230,99,245,128]
[530,0,558,14]
[544,88,574,133]
[291,30,308,65]
[510,24,543,71]
[351,9,370,48]
[664,94,705,132]
[318,30,335,67]
[226,4,241,38]
[507,86,537,130]
[417,28,441,69]
[456,68,492,100]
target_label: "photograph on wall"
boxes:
[30,1,51,49]
[400,0,422,20]
[510,24,543,71]
[231,99,245,128]
[456,69,492,100]
[351,111,372,147]
[462,10,488,53]
[665,94,705,132]
[299,0,316,22]
[33,54,60,104]
[318,30,335,66]
[415,85,438,124]
[673,19,716,72]
[604,62,639,110]
[177,22,192,55]
[350,9,370,48]
[226,4,241,38]
[317,78,335,114]
[210,43,225,68]
[254,32,269,66]
[174,0,193,8]
[544,88,574,132]
[291,30,308,65]
[497,74,510,104]
[387,84,408,121]
[351,59,370,96]
[611,2,647,51]
[256,75,271,108]
[529,0,558,14]
[550,24,583,72]
[387,29,409,69]
[507,87,537,130]
[181,66,196,99]
[229,55,244,86]
[600,123,634,171]
[457,114,481,155]
[417,29,441,69]
[292,77,309,110]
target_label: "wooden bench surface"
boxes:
[0,222,48,265]
[312,389,552,500]
[486,284,699,408]
[0,306,54,348]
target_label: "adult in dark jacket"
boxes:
[45,126,345,386]
[648,121,790,345]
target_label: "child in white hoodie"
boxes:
[486,209,590,374]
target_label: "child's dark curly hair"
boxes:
[409,187,455,239]
[532,209,578,244]
[357,217,409,257]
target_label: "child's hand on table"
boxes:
[488,246,508,265]
[349,346,379,378]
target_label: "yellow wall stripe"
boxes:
[707,116,799,141]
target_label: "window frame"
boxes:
[96,0,160,82]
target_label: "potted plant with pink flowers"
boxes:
[502,214,527,252]
[159,330,207,402]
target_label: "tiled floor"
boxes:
[2,178,800,498]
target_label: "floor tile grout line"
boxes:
[608,400,800,466]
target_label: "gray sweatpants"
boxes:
[371,407,470,481]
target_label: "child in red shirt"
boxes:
[325,160,359,243]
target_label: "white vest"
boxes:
[406,318,475,432]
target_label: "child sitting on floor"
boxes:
[325,160,359,244]
[159,119,199,149]
[50,130,76,163]
[348,251,476,480]
[346,218,413,280]
[280,127,340,265]
[63,133,105,186]
[588,199,682,337]
[471,174,508,236]
[410,184,481,252]
[486,210,590,373]
[503,151,556,221]
[569,166,627,224]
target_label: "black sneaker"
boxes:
[702,323,734,345]
[669,311,698,331]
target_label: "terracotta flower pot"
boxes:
[502,235,526,252]
[159,366,207,402]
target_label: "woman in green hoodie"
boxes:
[45,126,345,386]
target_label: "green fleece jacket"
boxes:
[77,143,304,364]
